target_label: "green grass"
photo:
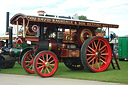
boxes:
[0,61,128,84]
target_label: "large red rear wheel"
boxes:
[81,36,112,72]
[21,50,35,74]
[33,51,58,77]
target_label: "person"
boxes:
[110,33,114,41]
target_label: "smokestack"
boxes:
[6,12,9,32]
[37,10,46,16]
[6,12,9,47]
[8,26,13,48]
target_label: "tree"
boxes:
[95,28,104,33]
[79,15,87,20]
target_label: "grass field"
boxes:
[0,61,128,84]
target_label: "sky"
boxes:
[0,0,128,36]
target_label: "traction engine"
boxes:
[0,12,119,77]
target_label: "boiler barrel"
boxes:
[9,48,23,57]
[33,40,59,53]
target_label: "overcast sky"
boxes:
[0,0,128,36]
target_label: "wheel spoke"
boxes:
[49,59,54,64]
[26,63,30,67]
[29,64,32,70]
[100,59,106,64]
[86,54,95,56]
[46,54,48,61]
[92,59,94,68]
[42,55,45,61]
[101,53,108,56]
[94,59,97,68]
[99,45,106,51]
[44,67,47,74]
[40,65,44,73]
[88,46,96,52]
[50,64,55,66]
[87,55,93,61]
[46,67,50,73]
[99,58,101,66]
[25,61,31,63]
[38,65,44,69]
[97,61,100,69]
[99,42,101,50]
[100,55,106,60]
[88,57,95,64]
[30,54,34,60]
[49,65,53,70]
[87,49,93,53]
[94,41,97,49]
[100,49,106,53]
[26,57,31,61]
[37,62,43,65]
[96,40,100,49]
[47,56,52,62]
[39,58,44,63]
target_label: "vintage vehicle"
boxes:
[0,11,119,77]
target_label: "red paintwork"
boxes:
[61,49,68,57]
[17,38,23,44]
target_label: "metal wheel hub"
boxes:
[95,51,100,58]
[45,62,50,67]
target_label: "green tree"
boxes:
[95,29,103,33]
[79,15,87,20]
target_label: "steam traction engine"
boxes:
[0,12,119,77]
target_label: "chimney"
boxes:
[8,26,13,48]
[6,12,9,47]
[37,10,46,16]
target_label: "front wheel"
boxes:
[33,51,58,77]
[21,50,35,74]
[81,36,112,72]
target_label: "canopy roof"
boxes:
[10,13,119,28]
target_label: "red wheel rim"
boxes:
[35,52,58,77]
[23,51,35,73]
[85,37,112,72]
